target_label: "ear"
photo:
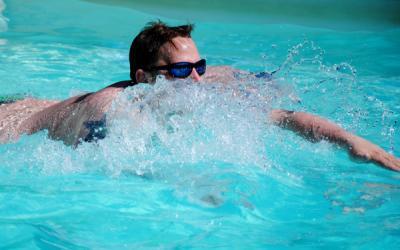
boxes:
[135,69,147,83]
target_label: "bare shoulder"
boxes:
[86,82,129,107]
[203,66,246,84]
[0,81,133,144]
[36,80,131,116]
[28,82,129,142]
[206,65,244,73]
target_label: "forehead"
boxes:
[157,37,200,64]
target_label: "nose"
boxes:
[190,68,202,82]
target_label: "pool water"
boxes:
[1,0,399,248]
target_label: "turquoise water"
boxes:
[1,0,400,248]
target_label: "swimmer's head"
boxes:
[129,21,203,84]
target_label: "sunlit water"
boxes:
[0,0,399,248]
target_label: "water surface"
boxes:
[0,0,399,248]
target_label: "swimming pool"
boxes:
[1,0,399,248]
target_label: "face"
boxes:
[142,36,203,83]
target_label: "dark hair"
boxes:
[129,21,194,82]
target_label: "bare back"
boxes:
[0,81,133,145]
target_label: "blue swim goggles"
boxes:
[151,59,206,78]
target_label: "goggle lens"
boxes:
[154,59,206,79]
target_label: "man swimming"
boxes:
[0,21,399,171]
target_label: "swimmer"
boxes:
[0,21,399,171]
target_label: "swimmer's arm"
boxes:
[270,109,400,171]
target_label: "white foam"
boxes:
[93,78,280,178]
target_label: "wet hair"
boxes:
[129,21,194,82]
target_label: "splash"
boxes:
[2,40,371,179]
[97,78,279,177]
[272,40,365,131]
[1,40,397,213]
[0,77,290,207]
